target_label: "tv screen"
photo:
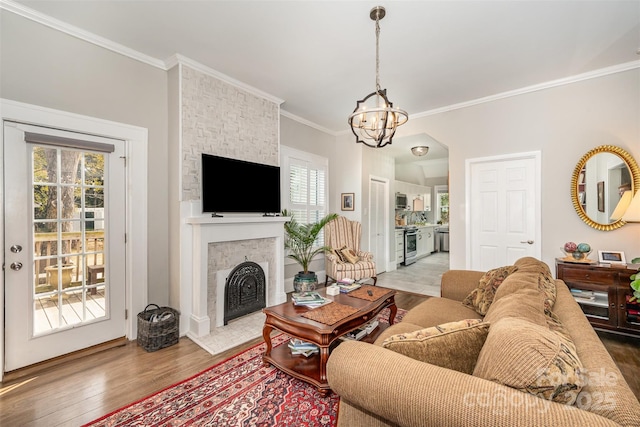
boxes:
[201,154,281,214]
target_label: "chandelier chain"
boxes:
[375,15,381,92]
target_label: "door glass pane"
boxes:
[32,146,108,336]
[33,146,56,183]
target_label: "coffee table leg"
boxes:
[263,324,274,357]
[319,345,330,384]
[388,303,398,325]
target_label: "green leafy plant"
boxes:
[630,257,640,302]
[282,210,338,274]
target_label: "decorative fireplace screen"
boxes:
[224,261,266,325]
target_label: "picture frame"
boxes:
[597,181,605,212]
[341,193,354,211]
[598,250,626,265]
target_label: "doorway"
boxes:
[1,99,148,379]
[3,123,127,371]
[466,151,541,271]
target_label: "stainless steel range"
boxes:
[404,227,418,265]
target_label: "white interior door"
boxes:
[468,152,540,271]
[369,177,387,274]
[4,122,126,371]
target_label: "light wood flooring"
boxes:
[2,254,639,426]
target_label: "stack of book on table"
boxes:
[570,288,596,302]
[343,319,379,341]
[291,291,329,308]
[288,338,319,357]
[337,279,361,293]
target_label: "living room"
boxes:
[1,1,639,425]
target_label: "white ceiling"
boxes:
[7,0,640,167]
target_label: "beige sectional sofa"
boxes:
[326,257,640,427]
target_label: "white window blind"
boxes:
[282,147,329,247]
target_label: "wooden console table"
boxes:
[556,259,639,337]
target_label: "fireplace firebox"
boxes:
[224,261,266,325]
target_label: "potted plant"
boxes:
[282,210,338,292]
[630,257,640,303]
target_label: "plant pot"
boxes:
[45,264,75,289]
[293,272,318,293]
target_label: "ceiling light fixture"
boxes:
[348,6,408,148]
[411,146,430,156]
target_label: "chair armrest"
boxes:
[357,250,374,261]
[327,341,618,427]
[326,253,339,263]
[440,270,484,301]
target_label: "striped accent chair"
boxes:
[324,216,377,286]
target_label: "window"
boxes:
[434,185,449,224]
[281,146,329,247]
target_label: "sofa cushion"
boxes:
[402,297,482,328]
[483,287,548,327]
[381,319,490,374]
[462,265,519,315]
[494,257,557,313]
[473,317,584,405]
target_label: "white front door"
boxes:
[4,122,127,371]
[369,177,387,274]
[467,152,541,271]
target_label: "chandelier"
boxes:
[348,6,408,148]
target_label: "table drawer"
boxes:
[560,268,616,285]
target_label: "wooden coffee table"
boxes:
[262,286,396,395]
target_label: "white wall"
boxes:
[394,69,640,271]
[1,12,170,304]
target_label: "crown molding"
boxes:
[165,54,284,105]
[280,109,337,136]
[411,60,640,120]
[0,0,166,70]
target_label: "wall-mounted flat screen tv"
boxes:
[201,153,281,214]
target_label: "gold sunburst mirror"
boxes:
[571,145,640,231]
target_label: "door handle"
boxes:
[520,240,534,245]
[10,262,23,271]
[10,244,23,253]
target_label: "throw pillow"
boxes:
[473,317,584,405]
[462,265,519,316]
[330,247,346,264]
[340,247,360,264]
[381,319,490,374]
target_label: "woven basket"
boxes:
[137,304,180,352]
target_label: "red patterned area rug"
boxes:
[83,307,404,427]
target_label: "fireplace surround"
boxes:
[182,203,288,338]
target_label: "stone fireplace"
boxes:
[182,204,288,338]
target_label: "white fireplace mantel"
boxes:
[180,202,289,338]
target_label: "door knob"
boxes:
[10,262,23,271]
[10,244,23,253]
[520,240,534,245]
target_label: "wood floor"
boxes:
[1,288,638,426]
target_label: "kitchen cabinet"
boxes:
[416,226,435,259]
[395,230,404,265]
[556,260,640,337]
